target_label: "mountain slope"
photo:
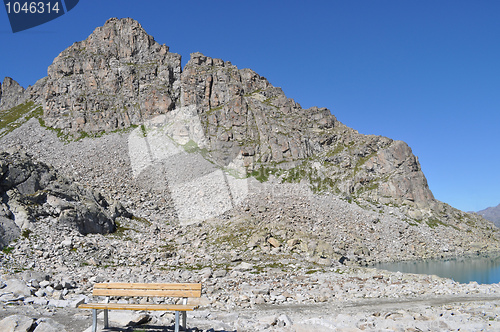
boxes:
[0,17,498,263]
[477,204,500,227]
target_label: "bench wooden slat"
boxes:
[93,289,201,297]
[80,282,202,332]
[94,283,201,291]
[78,303,197,311]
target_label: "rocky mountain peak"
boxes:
[51,17,166,73]
[0,18,437,213]
[42,17,181,133]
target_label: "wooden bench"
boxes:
[78,283,202,332]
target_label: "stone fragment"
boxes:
[267,237,280,248]
[233,262,253,271]
[199,267,213,279]
[33,318,68,332]
[98,311,149,326]
[3,279,31,297]
[277,314,293,327]
[0,315,35,332]
[213,270,227,278]
[69,295,86,308]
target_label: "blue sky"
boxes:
[1,1,499,212]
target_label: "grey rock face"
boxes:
[3,279,32,297]
[0,216,20,249]
[0,77,27,111]
[178,52,433,212]
[181,52,335,168]
[41,17,182,133]
[32,318,68,332]
[180,51,434,209]
[0,150,129,249]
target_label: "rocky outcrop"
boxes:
[181,52,335,168]
[0,150,130,249]
[0,77,27,111]
[41,17,181,133]
[176,51,435,211]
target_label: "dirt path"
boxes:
[239,294,500,322]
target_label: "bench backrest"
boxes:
[92,283,202,298]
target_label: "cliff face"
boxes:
[0,17,493,236]
[3,17,431,212]
[181,52,335,167]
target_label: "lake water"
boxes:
[373,254,500,284]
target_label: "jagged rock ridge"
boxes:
[179,52,435,212]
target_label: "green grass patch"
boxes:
[353,152,376,175]
[140,124,147,137]
[426,218,449,229]
[22,229,32,239]
[0,101,42,138]
[131,216,152,226]
[38,114,138,143]
[182,139,203,154]
[111,220,133,240]
[250,166,278,182]
[2,247,14,254]
[305,268,320,274]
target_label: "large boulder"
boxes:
[0,315,35,332]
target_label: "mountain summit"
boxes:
[0,18,498,263]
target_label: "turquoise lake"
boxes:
[373,254,500,284]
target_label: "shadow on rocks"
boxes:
[103,326,236,332]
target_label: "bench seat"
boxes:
[78,283,202,332]
[78,303,197,311]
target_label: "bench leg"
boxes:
[182,311,187,330]
[92,309,97,332]
[104,309,109,329]
[174,311,180,332]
